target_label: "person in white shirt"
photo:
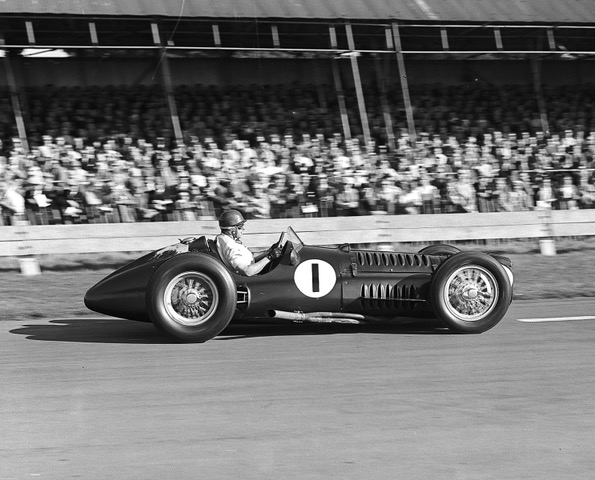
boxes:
[215,209,281,276]
[0,180,26,224]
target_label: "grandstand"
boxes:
[1,0,595,225]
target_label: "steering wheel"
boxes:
[261,233,289,274]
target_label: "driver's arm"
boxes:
[241,244,282,275]
[253,250,269,262]
[254,242,279,262]
[239,256,272,276]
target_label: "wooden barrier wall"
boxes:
[2,210,595,258]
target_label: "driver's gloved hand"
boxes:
[267,246,283,260]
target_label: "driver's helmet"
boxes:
[218,209,245,230]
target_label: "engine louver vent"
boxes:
[356,251,429,268]
[360,282,423,313]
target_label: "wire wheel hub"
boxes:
[164,272,219,327]
[444,266,498,321]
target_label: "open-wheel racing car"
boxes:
[84,227,514,343]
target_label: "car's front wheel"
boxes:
[147,253,236,342]
[429,252,512,333]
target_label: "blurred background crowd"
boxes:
[1,82,594,226]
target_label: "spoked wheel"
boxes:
[163,271,220,327]
[429,252,512,333]
[147,253,236,342]
[441,265,499,321]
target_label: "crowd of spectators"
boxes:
[1,82,595,226]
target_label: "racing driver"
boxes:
[215,209,282,276]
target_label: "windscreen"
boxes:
[284,226,304,253]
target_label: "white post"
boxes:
[538,208,557,256]
[19,256,41,276]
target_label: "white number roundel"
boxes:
[294,259,337,298]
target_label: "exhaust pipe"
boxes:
[268,310,367,324]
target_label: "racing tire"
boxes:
[146,253,236,342]
[418,244,461,256]
[429,252,512,334]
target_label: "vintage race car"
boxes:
[84,227,514,342]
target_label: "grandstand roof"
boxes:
[0,0,594,24]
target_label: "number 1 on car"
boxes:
[294,259,336,298]
[311,263,320,293]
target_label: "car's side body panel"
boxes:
[339,247,439,318]
[231,245,343,319]
[86,242,443,322]
[85,244,186,321]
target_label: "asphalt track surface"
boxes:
[2,298,595,480]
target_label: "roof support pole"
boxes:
[331,60,351,141]
[152,23,184,147]
[373,54,396,151]
[530,55,550,136]
[391,23,416,144]
[345,23,372,148]
[329,26,351,141]
[159,50,184,146]
[1,44,29,152]
[311,58,328,112]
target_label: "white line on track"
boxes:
[517,316,595,323]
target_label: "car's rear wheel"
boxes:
[147,253,236,342]
[429,252,512,333]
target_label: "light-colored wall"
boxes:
[2,210,593,257]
